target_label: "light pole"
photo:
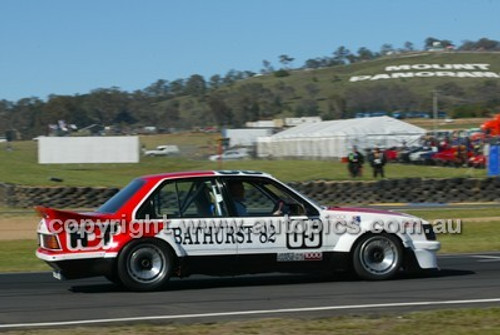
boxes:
[432,90,438,137]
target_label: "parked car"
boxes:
[209,148,250,161]
[408,147,438,164]
[468,154,486,169]
[383,147,399,162]
[143,145,180,157]
[432,147,472,167]
[36,170,440,291]
[397,146,420,163]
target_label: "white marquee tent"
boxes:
[256,116,426,159]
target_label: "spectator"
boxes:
[347,146,364,178]
[369,147,386,178]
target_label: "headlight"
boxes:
[422,224,436,241]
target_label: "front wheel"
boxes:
[117,239,173,291]
[353,234,402,280]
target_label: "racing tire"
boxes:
[117,239,173,291]
[352,233,403,280]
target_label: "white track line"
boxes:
[470,255,500,262]
[1,298,500,329]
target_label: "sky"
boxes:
[0,0,499,102]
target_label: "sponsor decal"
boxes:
[277,252,323,262]
[170,223,277,245]
[66,222,119,251]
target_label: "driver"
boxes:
[228,181,247,216]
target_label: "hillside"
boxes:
[1,51,499,139]
[216,51,500,118]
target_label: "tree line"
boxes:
[1,37,499,139]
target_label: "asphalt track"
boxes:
[0,252,500,329]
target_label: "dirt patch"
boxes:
[0,215,39,240]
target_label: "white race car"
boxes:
[36,170,440,291]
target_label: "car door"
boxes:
[135,177,237,258]
[221,176,324,269]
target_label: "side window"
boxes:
[225,178,318,217]
[136,182,179,219]
[240,180,276,216]
[136,179,227,219]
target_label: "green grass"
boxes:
[0,240,49,272]
[0,135,487,187]
[437,220,500,253]
[2,308,500,334]
[403,208,500,221]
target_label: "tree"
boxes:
[209,74,222,90]
[169,79,185,96]
[207,93,232,126]
[403,41,414,52]
[357,47,375,61]
[333,46,351,64]
[304,58,322,69]
[185,74,206,97]
[261,60,274,74]
[346,54,358,64]
[304,83,320,98]
[223,69,239,86]
[380,43,394,55]
[294,99,320,117]
[326,94,346,119]
[84,87,130,125]
[475,38,500,50]
[424,37,441,49]
[278,54,294,69]
[440,39,454,48]
[0,100,13,133]
[144,79,170,98]
[10,97,44,138]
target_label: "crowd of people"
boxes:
[346,129,500,178]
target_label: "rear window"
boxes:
[96,178,146,214]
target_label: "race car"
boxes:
[36,170,440,291]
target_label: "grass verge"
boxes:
[0,240,49,272]
[2,307,500,334]
[0,136,487,187]
[403,208,500,221]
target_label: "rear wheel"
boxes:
[353,234,402,280]
[117,239,173,291]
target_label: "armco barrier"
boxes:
[1,177,500,209]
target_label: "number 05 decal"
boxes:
[286,220,322,249]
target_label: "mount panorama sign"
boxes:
[349,63,500,82]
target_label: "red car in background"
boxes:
[383,147,399,162]
[468,154,486,168]
[431,146,473,167]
